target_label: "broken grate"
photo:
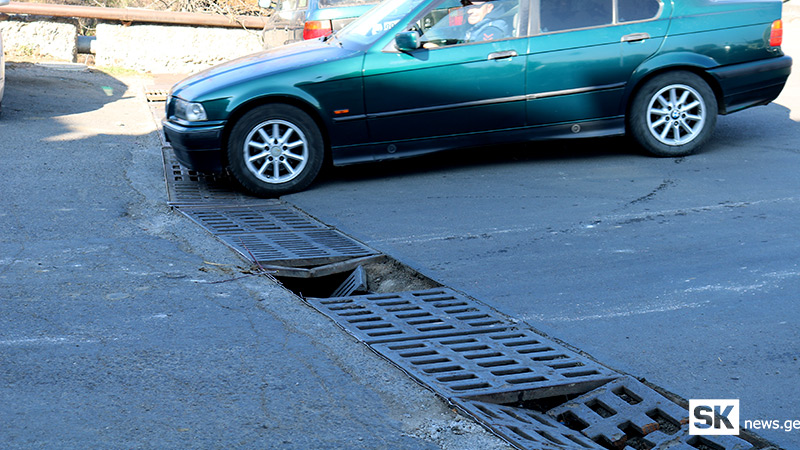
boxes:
[371,329,617,402]
[614,426,755,450]
[547,377,754,450]
[454,399,605,450]
[331,266,369,297]
[219,230,377,267]
[178,204,327,235]
[306,289,510,345]
[162,146,263,206]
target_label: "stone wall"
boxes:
[0,18,77,62]
[0,16,297,73]
[94,23,265,73]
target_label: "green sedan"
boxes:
[163,0,792,197]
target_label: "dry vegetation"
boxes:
[29,0,266,15]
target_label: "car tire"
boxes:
[629,71,717,157]
[227,104,324,197]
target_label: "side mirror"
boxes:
[395,31,421,52]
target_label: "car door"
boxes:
[362,0,529,154]
[525,0,671,128]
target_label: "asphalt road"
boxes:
[0,63,513,450]
[285,19,800,449]
[2,14,797,450]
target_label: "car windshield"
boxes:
[336,0,428,46]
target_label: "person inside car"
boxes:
[421,0,515,48]
[462,0,512,42]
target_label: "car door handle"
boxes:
[621,32,650,43]
[488,50,518,61]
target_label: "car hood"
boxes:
[170,38,361,101]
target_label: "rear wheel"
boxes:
[227,104,323,197]
[629,71,717,157]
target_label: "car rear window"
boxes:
[618,0,660,22]
[540,0,612,32]
[319,0,380,8]
[539,0,660,32]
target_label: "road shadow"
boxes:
[319,134,647,188]
[1,62,129,119]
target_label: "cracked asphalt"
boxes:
[0,64,512,450]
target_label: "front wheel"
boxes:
[227,104,324,197]
[628,71,718,157]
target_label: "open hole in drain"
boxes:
[613,385,643,405]
[277,255,441,298]
[686,436,725,450]
[500,392,586,413]
[586,399,617,418]
[617,421,654,450]
[646,408,681,435]
[555,411,590,432]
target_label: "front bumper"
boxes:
[162,120,226,173]
[709,55,792,114]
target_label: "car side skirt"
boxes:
[330,118,626,166]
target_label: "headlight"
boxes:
[173,98,208,122]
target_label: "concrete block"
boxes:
[95,23,264,73]
[0,18,77,62]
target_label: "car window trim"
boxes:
[531,0,664,36]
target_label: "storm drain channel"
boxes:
[154,125,774,449]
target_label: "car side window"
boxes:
[617,0,660,23]
[413,0,521,48]
[540,0,612,33]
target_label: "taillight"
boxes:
[770,19,783,47]
[303,20,333,40]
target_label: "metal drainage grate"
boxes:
[178,204,327,235]
[306,289,510,345]
[155,129,770,450]
[548,377,754,450]
[145,88,169,102]
[453,399,605,450]
[162,146,262,206]
[306,289,618,401]
[219,230,377,267]
[371,329,617,402]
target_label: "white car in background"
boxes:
[0,0,8,116]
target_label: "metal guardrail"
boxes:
[0,2,269,29]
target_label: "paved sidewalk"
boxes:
[0,63,512,450]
